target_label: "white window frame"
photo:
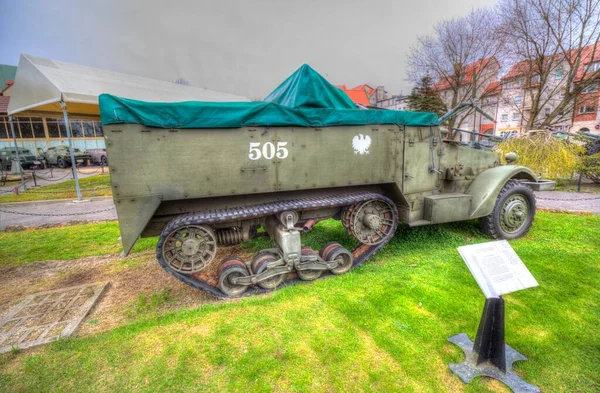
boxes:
[579,105,596,114]
[501,114,508,121]
[514,95,522,104]
[531,75,541,84]
[512,112,521,120]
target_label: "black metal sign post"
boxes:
[449,241,540,393]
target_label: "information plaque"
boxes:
[457,240,538,299]
[449,240,540,393]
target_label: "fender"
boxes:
[467,165,537,218]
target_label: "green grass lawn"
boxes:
[0,174,112,203]
[0,221,154,266]
[0,213,599,392]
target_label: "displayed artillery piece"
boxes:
[99,65,543,298]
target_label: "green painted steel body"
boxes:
[104,123,537,255]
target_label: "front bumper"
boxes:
[522,180,556,191]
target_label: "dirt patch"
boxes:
[0,245,256,337]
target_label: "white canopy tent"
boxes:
[7,54,250,198]
[8,54,250,117]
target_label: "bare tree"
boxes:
[497,0,600,130]
[407,9,504,135]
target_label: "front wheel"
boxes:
[479,180,536,240]
[57,158,68,168]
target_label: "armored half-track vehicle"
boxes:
[100,65,541,298]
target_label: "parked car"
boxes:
[41,146,91,168]
[0,147,40,171]
[87,148,108,165]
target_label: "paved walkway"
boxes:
[0,197,116,230]
[534,191,600,214]
[0,191,598,230]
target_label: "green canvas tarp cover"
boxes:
[99,64,439,129]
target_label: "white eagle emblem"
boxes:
[352,134,372,155]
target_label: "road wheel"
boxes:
[57,158,68,168]
[297,246,322,281]
[251,252,284,289]
[217,257,250,297]
[80,160,88,167]
[320,242,353,275]
[101,156,108,166]
[480,180,536,240]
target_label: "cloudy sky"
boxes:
[0,0,495,99]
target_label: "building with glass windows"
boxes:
[2,54,250,155]
[0,113,105,152]
[1,63,105,152]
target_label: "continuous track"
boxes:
[156,190,398,299]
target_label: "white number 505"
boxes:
[248,142,288,160]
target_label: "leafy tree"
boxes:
[406,76,447,115]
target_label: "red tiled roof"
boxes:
[482,81,502,97]
[336,86,370,105]
[0,96,9,115]
[503,61,535,80]
[352,84,376,97]
[502,55,565,81]
[434,57,498,90]
[574,42,600,82]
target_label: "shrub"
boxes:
[496,133,584,179]
[579,153,600,184]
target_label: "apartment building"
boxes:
[572,45,600,133]
[434,57,501,140]
[494,59,572,135]
[435,44,600,136]
[376,94,408,111]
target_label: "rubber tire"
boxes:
[81,161,88,167]
[57,158,68,168]
[479,180,536,240]
[101,156,108,166]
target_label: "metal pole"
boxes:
[8,115,24,185]
[60,101,82,200]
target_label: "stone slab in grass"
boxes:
[0,282,107,353]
